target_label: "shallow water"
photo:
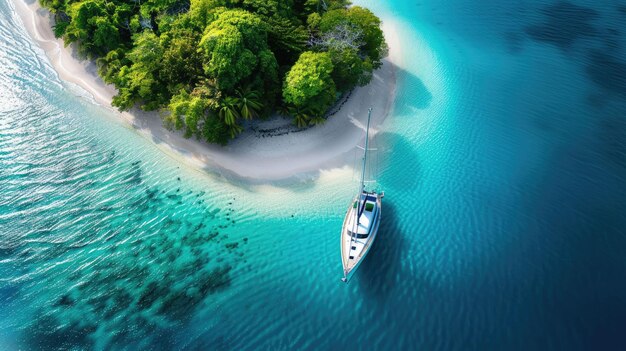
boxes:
[1,0,626,349]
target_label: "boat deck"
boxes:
[341,193,382,274]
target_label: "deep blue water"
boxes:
[1,0,626,350]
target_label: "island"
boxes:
[12,0,398,179]
[35,0,387,145]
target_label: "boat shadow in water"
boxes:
[355,202,407,300]
[352,131,422,300]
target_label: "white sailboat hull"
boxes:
[340,192,382,282]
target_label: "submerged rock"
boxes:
[57,294,74,307]
[225,242,239,250]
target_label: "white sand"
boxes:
[10,0,399,181]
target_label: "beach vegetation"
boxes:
[236,87,264,120]
[41,0,387,143]
[283,51,336,117]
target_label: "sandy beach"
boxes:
[10,0,399,181]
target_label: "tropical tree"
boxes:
[166,90,213,138]
[219,96,241,126]
[236,88,264,120]
[199,9,277,91]
[241,0,293,18]
[303,0,352,15]
[202,113,230,145]
[112,31,168,110]
[218,96,245,138]
[283,51,336,116]
[188,0,227,27]
[97,48,129,85]
[64,0,122,57]
[285,106,312,128]
[267,15,308,66]
[275,103,292,117]
[308,115,326,126]
[293,111,310,128]
[327,47,372,92]
[226,123,243,138]
[319,6,388,68]
[160,27,204,95]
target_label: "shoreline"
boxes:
[10,0,399,181]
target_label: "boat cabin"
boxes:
[345,193,379,238]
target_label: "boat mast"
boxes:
[344,108,373,282]
[360,108,372,195]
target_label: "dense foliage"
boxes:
[42,0,388,144]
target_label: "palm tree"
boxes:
[236,87,263,120]
[228,123,243,138]
[219,96,240,126]
[289,106,311,128]
[276,104,292,117]
[308,114,326,126]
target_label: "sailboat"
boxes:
[341,108,383,282]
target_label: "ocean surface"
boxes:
[1,0,626,349]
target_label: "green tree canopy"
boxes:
[199,9,278,93]
[187,0,227,28]
[283,51,336,116]
[241,0,294,18]
[64,0,122,57]
[159,27,204,94]
[267,16,308,66]
[319,6,387,68]
[328,47,372,92]
[112,31,167,110]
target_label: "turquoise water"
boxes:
[2,0,626,349]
